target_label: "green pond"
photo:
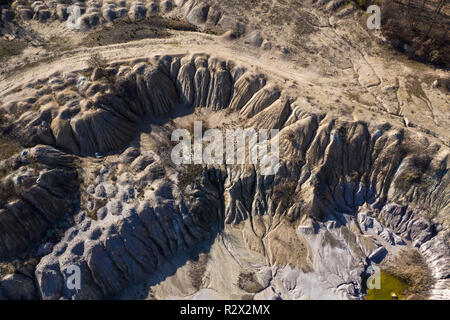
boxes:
[365,271,409,300]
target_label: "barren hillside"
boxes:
[0,0,448,300]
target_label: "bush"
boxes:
[272,180,297,212]
[0,179,16,203]
[188,253,209,290]
[379,0,450,67]
[87,53,117,88]
[178,164,204,192]
[351,0,370,9]
[87,53,108,73]
[0,39,28,61]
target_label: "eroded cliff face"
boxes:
[0,53,448,300]
[0,146,79,259]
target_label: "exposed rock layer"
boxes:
[0,53,448,300]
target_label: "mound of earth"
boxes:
[0,0,448,301]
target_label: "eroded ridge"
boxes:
[0,53,448,300]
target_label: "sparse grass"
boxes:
[350,0,369,9]
[44,36,74,53]
[237,271,263,293]
[167,41,181,48]
[203,27,225,36]
[0,39,28,62]
[292,10,318,36]
[380,0,449,67]
[268,223,313,272]
[162,17,198,32]
[178,164,204,192]
[4,55,58,79]
[0,178,16,203]
[86,198,107,220]
[0,262,16,280]
[345,91,373,106]
[263,0,305,26]
[0,134,22,161]
[405,76,428,102]
[82,16,197,48]
[395,155,431,192]
[349,0,449,67]
[272,180,297,213]
[322,230,345,249]
[384,249,433,296]
[188,253,209,290]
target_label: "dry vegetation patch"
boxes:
[237,271,263,293]
[82,17,197,47]
[188,253,209,290]
[0,39,28,61]
[178,164,204,192]
[272,180,297,213]
[394,153,432,192]
[383,249,433,298]
[0,134,22,162]
[381,0,448,67]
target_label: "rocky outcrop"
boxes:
[33,111,449,300]
[2,0,223,31]
[35,150,225,299]
[419,232,450,299]
[9,54,275,156]
[0,145,79,259]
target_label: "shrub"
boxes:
[237,271,263,293]
[272,180,297,212]
[351,0,370,9]
[0,39,28,61]
[395,154,431,192]
[178,164,204,192]
[0,179,16,203]
[379,0,449,67]
[188,253,209,290]
[87,53,108,74]
[87,53,117,88]
[0,262,15,279]
[0,134,22,161]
